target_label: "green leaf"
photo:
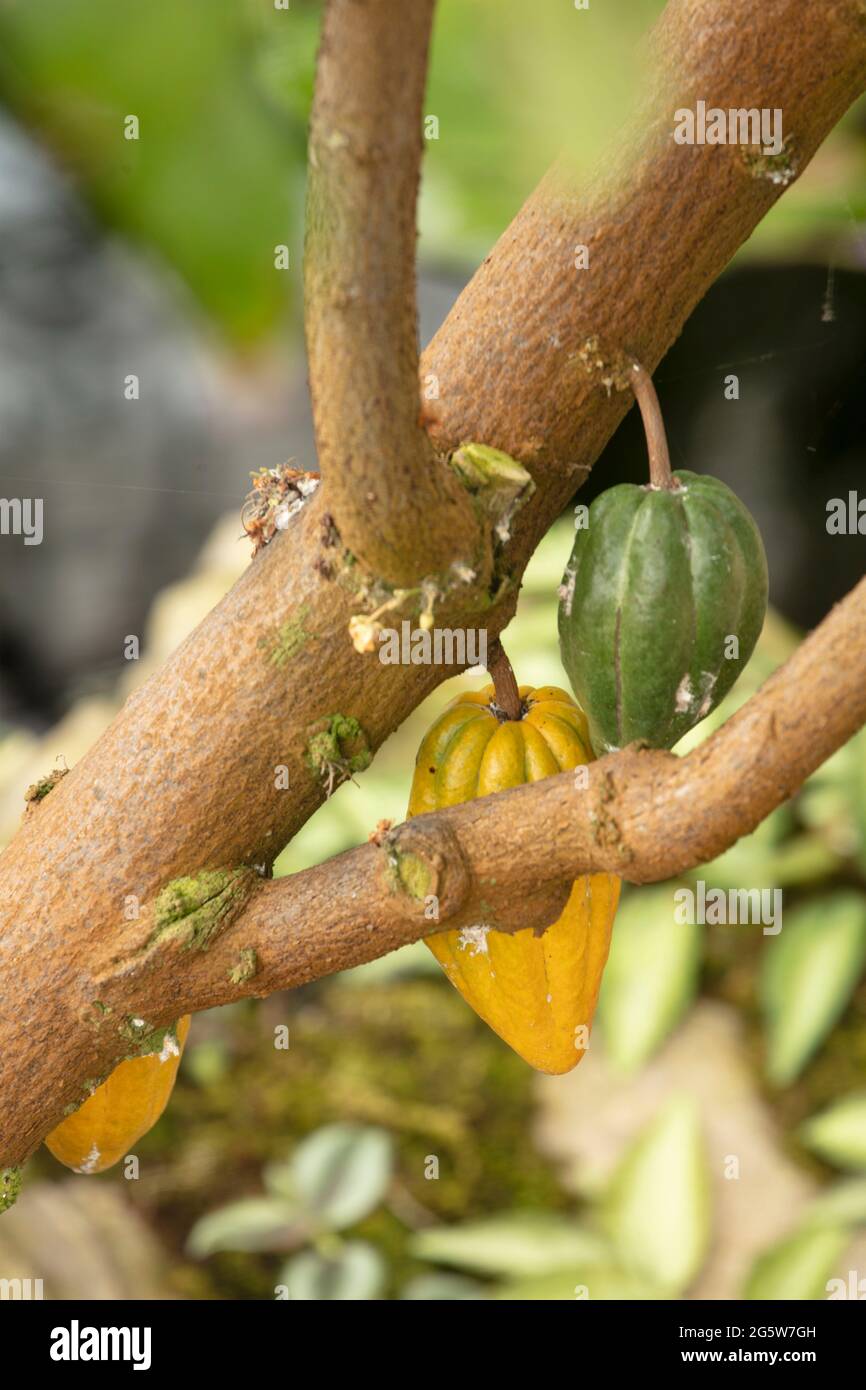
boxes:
[695,819,839,893]
[598,886,702,1072]
[760,836,841,888]
[495,1266,665,1301]
[291,1124,393,1231]
[262,1158,297,1204]
[800,1093,866,1171]
[601,1096,711,1294]
[760,894,866,1086]
[801,1179,866,1229]
[411,1213,609,1277]
[401,1273,487,1300]
[186,1197,303,1258]
[279,1242,385,1301]
[798,737,862,860]
[743,1225,850,1300]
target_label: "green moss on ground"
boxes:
[30,977,567,1299]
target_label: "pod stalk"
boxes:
[487,639,523,721]
[631,361,676,490]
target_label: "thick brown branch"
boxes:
[304,0,481,584]
[421,0,866,556]
[2,0,866,1163]
[97,575,866,1035]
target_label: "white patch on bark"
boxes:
[451,562,477,585]
[274,475,320,531]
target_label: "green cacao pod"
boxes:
[557,469,768,753]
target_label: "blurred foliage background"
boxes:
[1,0,865,342]
[0,0,865,1301]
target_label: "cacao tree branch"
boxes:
[94,573,866,1024]
[8,574,866,1166]
[2,0,865,1163]
[304,0,482,585]
[422,0,866,554]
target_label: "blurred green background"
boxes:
[0,0,864,346]
[1,0,866,1301]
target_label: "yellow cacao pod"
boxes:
[408,684,619,1074]
[45,1016,190,1173]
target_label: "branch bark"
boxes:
[304,0,482,585]
[422,0,866,545]
[2,0,866,1163]
[84,572,866,1037]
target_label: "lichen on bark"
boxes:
[262,607,310,668]
[149,868,259,953]
[306,714,372,796]
[228,948,259,986]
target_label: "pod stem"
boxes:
[631,360,676,490]
[487,639,523,721]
